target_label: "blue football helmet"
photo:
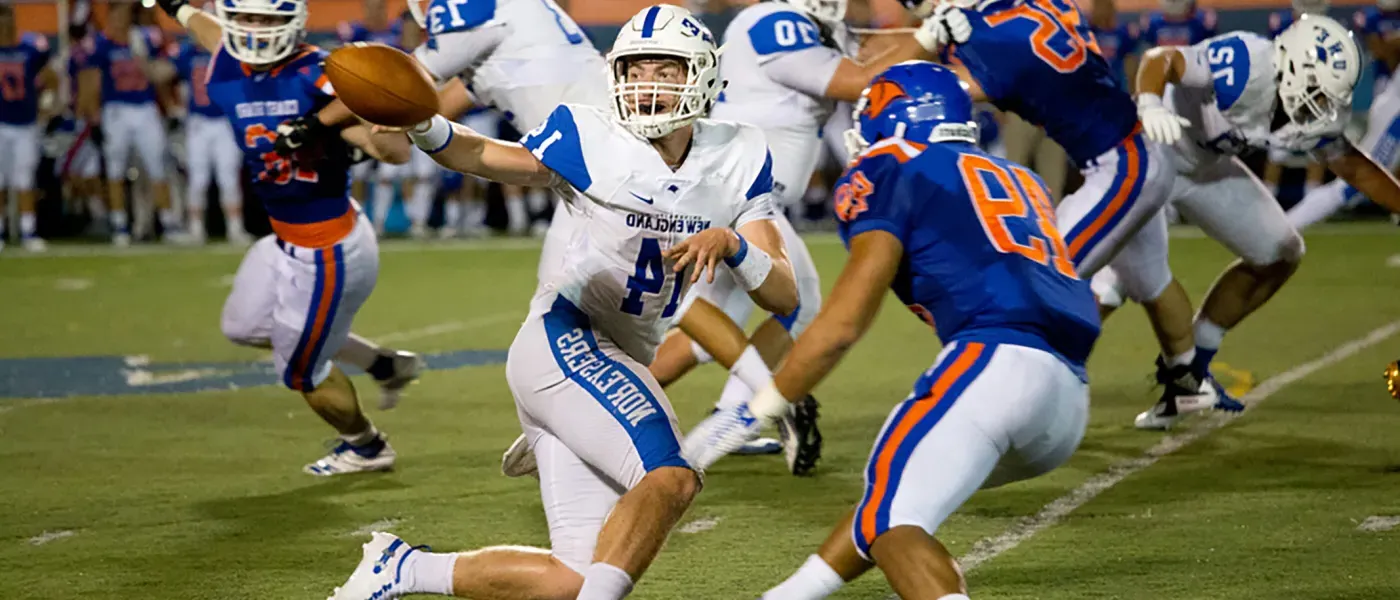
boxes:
[844,61,978,158]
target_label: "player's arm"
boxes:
[77,68,102,122]
[1134,42,1198,143]
[435,78,474,120]
[342,122,413,164]
[753,230,902,412]
[156,0,223,53]
[404,115,558,187]
[1135,45,1190,96]
[1327,140,1400,214]
[664,217,799,316]
[823,36,931,101]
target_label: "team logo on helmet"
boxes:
[861,79,908,120]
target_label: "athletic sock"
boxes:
[400,550,458,595]
[576,562,634,600]
[761,555,845,600]
[730,345,772,392]
[19,212,36,238]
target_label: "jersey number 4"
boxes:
[959,153,1077,279]
[621,238,686,317]
[984,0,1102,73]
[245,124,318,185]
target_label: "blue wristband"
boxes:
[724,234,749,268]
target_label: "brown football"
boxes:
[324,42,440,127]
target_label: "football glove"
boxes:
[274,114,334,157]
[914,4,972,52]
[1137,93,1191,145]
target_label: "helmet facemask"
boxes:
[609,50,720,139]
[1275,16,1359,137]
[217,0,307,66]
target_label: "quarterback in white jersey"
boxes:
[1101,15,1400,429]
[648,0,932,472]
[328,7,798,600]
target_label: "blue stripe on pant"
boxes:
[282,246,345,391]
[1063,133,1149,266]
[852,342,996,558]
[542,296,689,472]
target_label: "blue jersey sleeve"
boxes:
[521,105,592,192]
[427,0,498,35]
[293,50,336,101]
[1205,35,1250,110]
[836,155,913,243]
[79,36,108,71]
[748,10,823,57]
[746,151,774,200]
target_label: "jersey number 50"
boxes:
[959,153,1078,279]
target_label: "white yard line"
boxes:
[28,530,76,546]
[371,313,520,345]
[1357,516,1400,532]
[956,320,1400,573]
[678,516,722,534]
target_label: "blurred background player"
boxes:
[339,0,401,223]
[438,108,497,238]
[1286,0,1400,228]
[690,63,1099,600]
[1141,0,1217,47]
[60,20,110,232]
[1091,0,1141,92]
[156,0,424,475]
[76,1,177,246]
[167,16,250,245]
[652,0,930,466]
[0,4,58,252]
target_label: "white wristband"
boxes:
[724,233,773,291]
[175,4,199,27]
[1136,93,1165,111]
[408,115,453,154]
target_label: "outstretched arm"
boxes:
[405,115,559,187]
[1329,140,1400,215]
[753,229,902,416]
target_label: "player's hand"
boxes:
[913,5,971,52]
[664,228,743,284]
[154,0,189,19]
[274,114,334,157]
[1137,93,1191,145]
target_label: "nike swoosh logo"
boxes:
[629,192,654,205]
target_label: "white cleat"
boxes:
[328,532,416,600]
[373,351,425,411]
[501,433,538,478]
[163,230,205,246]
[111,232,131,248]
[304,439,396,476]
[21,237,48,252]
[682,403,764,471]
[227,228,254,245]
[1134,380,1219,431]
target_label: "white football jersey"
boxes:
[412,0,608,129]
[1168,32,1347,170]
[710,2,854,201]
[520,104,778,363]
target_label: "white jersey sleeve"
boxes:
[413,25,508,83]
[735,150,778,229]
[745,9,844,97]
[1176,32,1276,122]
[520,104,607,198]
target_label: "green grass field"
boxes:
[3,224,1399,600]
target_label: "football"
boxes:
[324,42,441,127]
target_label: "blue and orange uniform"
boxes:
[834,134,1100,558]
[77,29,171,185]
[1268,10,1295,39]
[1091,20,1139,90]
[206,44,374,392]
[1354,6,1400,88]
[951,0,1169,276]
[78,30,161,107]
[1139,8,1217,47]
[169,40,222,119]
[0,32,52,128]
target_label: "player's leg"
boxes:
[404,149,436,239]
[503,183,530,236]
[1176,158,1305,377]
[350,161,372,226]
[101,108,132,245]
[333,332,425,410]
[371,161,399,235]
[271,217,394,475]
[1055,133,1171,277]
[221,235,280,349]
[184,115,214,244]
[211,117,250,243]
[1290,91,1400,229]
[134,104,177,237]
[0,124,15,249]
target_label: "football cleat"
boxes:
[501,433,539,478]
[373,351,426,411]
[777,395,823,475]
[733,437,782,455]
[327,532,419,600]
[1134,359,1222,430]
[1385,361,1400,399]
[304,437,396,476]
[21,237,48,253]
[683,403,764,470]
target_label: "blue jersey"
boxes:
[206,45,358,248]
[1139,10,1217,47]
[169,41,222,118]
[77,31,161,105]
[0,33,53,126]
[952,0,1139,166]
[337,20,404,49]
[834,139,1100,373]
[1354,7,1400,77]
[1091,22,1139,89]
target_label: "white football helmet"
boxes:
[216,0,308,66]
[607,5,723,139]
[786,0,847,23]
[1275,14,1360,135]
